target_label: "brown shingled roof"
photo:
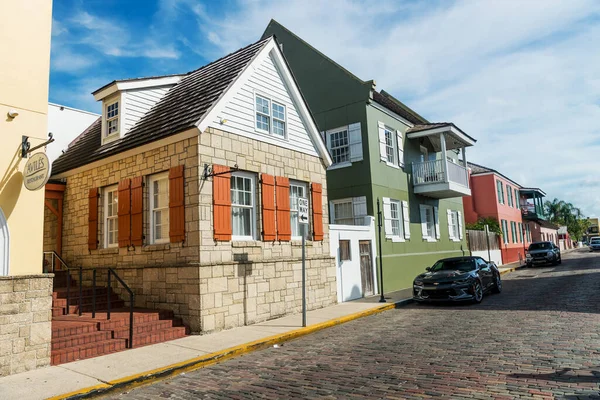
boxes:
[52,37,271,176]
[372,91,427,125]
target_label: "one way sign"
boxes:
[298,197,309,224]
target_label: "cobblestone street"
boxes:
[108,250,600,399]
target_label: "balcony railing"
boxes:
[413,159,469,188]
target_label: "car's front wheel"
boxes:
[492,272,502,294]
[471,280,483,304]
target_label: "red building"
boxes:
[463,163,531,264]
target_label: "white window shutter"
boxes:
[352,196,367,225]
[348,123,363,162]
[382,197,393,238]
[378,121,387,162]
[447,210,454,240]
[402,200,410,240]
[434,206,440,240]
[396,129,404,168]
[458,211,463,240]
[419,205,428,239]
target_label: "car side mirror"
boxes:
[425,267,431,271]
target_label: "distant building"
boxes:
[47,103,99,163]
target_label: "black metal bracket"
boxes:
[22,132,54,158]
[202,163,239,180]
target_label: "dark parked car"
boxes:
[413,256,502,304]
[589,237,600,251]
[526,241,561,267]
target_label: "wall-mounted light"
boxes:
[7,109,19,119]
[219,117,228,125]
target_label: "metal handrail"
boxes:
[43,251,78,316]
[107,268,135,349]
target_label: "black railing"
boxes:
[43,252,135,349]
[107,268,135,349]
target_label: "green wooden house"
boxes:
[262,21,477,293]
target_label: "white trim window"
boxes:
[496,180,505,204]
[384,127,396,165]
[149,173,169,244]
[328,127,350,165]
[231,172,256,240]
[255,95,270,132]
[290,181,308,239]
[330,196,367,226]
[383,197,409,242]
[378,122,404,168]
[272,101,286,137]
[447,210,463,241]
[501,219,509,244]
[106,100,119,137]
[420,205,439,242]
[104,185,118,248]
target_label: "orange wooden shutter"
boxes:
[275,177,291,241]
[131,177,143,246]
[213,165,231,241]
[311,182,323,241]
[88,188,99,250]
[169,165,185,243]
[261,174,276,241]
[118,179,131,248]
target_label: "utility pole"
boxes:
[377,198,385,303]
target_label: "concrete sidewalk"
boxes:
[0,291,413,400]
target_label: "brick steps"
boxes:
[130,326,187,348]
[113,319,183,338]
[51,338,128,365]
[52,330,113,350]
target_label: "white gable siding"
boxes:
[207,50,319,157]
[121,86,172,134]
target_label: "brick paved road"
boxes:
[108,250,600,399]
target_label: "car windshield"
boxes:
[591,238,600,244]
[529,242,551,250]
[430,259,475,272]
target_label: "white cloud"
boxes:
[176,0,600,217]
[51,48,93,72]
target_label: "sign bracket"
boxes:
[22,133,54,158]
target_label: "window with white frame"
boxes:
[255,94,286,137]
[331,196,367,225]
[384,127,395,164]
[231,172,256,239]
[106,100,119,137]
[329,128,350,164]
[272,102,286,137]
[150,173,169,244]
[501,219,509,244]
[390,200,402,236]
[290,181,308,238]
[384,198,410,241]
[104,185,118,247]
[448,210,460,240]
[420,205,437,241]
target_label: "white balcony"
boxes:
[412,159,471,198]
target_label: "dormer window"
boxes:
[106,100,119,137]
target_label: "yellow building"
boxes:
[0,0,54,376]
[587,217,599,240]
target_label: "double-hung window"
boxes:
[106,100,119,137]
[331,196,367,225]
[150,173,169,244]
[448,210,459,240]
[420,205,436,240]
[384,127,396,164]
[255,94,286,137]
[501,220,508,244]
[497,180,504,204]
[506,185,513,207]
[104,185,118,248]
[329,128,350,165]
[514,188,519,209]
[231,172,256,239]
[290,181,308,239]
[390,200,402,237]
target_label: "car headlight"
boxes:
[414,280,423,286]
[526,253,532,259]
[547,251,553,257]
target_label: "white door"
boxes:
[0,208,9,276]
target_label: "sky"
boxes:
[50,0,600,217]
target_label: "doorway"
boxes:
[359,240,374,296]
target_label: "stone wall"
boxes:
[49,128,336,334]
[0,274,53,377]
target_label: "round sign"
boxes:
[23,152,51,191]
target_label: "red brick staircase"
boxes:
[51,271,188,365]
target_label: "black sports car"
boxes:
[413,256,502,303]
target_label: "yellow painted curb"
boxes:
[49,302,399,399]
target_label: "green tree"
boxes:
[465,217,502,236]
[543,198,588,242]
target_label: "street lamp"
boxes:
[376,198,385,303]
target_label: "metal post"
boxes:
[92,269,97,318]
[129,293,134,349]
[66,272,70,315]
[78,267,83,316]
[302,223,306,327]
[107,270,111,321]
[377,198,386,303]
[485,224,491,262]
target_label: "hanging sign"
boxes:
[23,152,51,191]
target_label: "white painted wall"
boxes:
[47,103,100,162]
[471,249,502,266]
[208,50,319,157]
[330,217,378,302]
[122,86,171,134]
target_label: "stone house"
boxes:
[44,36,336,334]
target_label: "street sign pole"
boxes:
[298,197,309,327]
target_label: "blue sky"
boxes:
[50,0,600,217]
